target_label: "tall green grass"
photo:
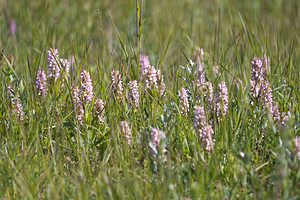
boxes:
[0,0,299,199]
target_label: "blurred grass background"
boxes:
[0,0,299,199]
[2,0,299,74]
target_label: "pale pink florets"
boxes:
[250,57,288,130]
[139,54,150,78]
[195,61,207,96]
[128,80,139,111]
[80,70,93,104]
[9,19,16,35]
[260,80,273,113]
[120,121,131,145]
[35,68,47,97]
[250,57,272,110]
[250,80,261,99]
[196,68,205,88]
[7,85,25,123]
[250,57,264,98]
[293,137,300,160]
[14,101,24,123]
[213,65,219,74]
[194,47,205,86]
[71,86,84,123]
[151,128,166,147]
[94,99,105,123]
[272,106,281,122]
[59,58,70,77]
[272,106,288,129]
[150,128,167,161]
[15,102,24,123]
[280,113,288,127]
[205,82,214,112]
[251,57,264,83]
[143,66,165,96]
[47,48,60,80]
[7,84,14,100]
[193,106,214,151]
[193,47,204,66]
[144,65,158,91]
[111,70,123,100]
[193,106,206,130]
[178,87,189,116]
[215,81,228,119]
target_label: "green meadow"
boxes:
[0,0,299,199]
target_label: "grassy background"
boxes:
[0,0,300,199]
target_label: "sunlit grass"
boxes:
[0,0,299,199]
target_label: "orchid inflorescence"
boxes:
[7,47,293,158]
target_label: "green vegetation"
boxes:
[0,0,299,199]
